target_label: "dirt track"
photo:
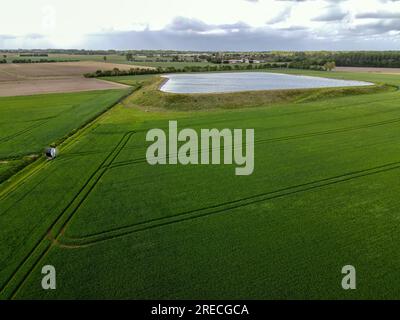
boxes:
[335,67,400,74]
[0,61,144,96]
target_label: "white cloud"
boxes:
[0,0,399,49]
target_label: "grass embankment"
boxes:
[125,76,392,111]
[101,74,156,87]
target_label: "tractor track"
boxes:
[0,131,134,299]
[42,94,400,162]
[0,119,51,144]
[0,100,85,145]
[1,84,399,298]
[59,159,400,247]
[105,115,400,170]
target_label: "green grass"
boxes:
[0,89,131,158]
[0,89,130,183]
[101,74,157,87]
[127,75,392,111]
[0,156,38,182]
[2,70,400,299]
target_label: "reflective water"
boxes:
[160,72,372,94]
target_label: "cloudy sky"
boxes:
[1,0,400,50]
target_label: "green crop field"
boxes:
[0,89,131,182]
[1,70,400,299]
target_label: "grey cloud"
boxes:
[356,11,400,19]
[25,33,46,40]
[3,24,398,51]
[80,11,400,51]
[2,2,400,51]
[266,7,292,24]
[82,18,399,51]
[218,21,252,30]
[0,34,51,49]
[279,0,347,1]
[312,6,348,21]
[168,17,212,32]
[167,17,251,33]
[84,25,311,51]
[278,25,308,31]
[352,19,400,34]
[0,34,17,40]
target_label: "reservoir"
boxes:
[160,72,372,94]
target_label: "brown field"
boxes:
[335,66,400,74]
[0,61,148,96]
[0,61,151,81]
[0,77,129,97]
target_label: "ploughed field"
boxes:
[1,70,400,299]
[0,61,148,81]
[0,61,137,97]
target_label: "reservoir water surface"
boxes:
[160,72,372,94]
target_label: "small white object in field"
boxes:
[45,147,57,160]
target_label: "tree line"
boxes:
[256,51,400,68]
[84,63,288,78]
[330,52,400,68]
[10,59,79,64]
[19,53,48,57]
[84,61,337,78]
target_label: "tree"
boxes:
[126,53,133,61]
[112,68,120,75]
[103,56,107,62]
[324,61,336,71]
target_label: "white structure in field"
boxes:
[45,147,57,160]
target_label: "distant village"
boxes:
[222,58,263,64]
[2,49,400,69]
